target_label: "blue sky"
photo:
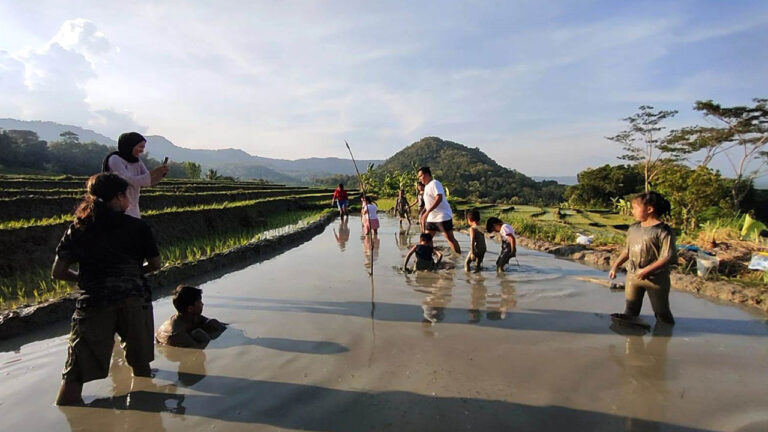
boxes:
[0,0,766,176]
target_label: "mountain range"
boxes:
[0,118,382,183]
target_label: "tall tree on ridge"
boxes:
[607,105,678,193]
[665,98,768,209]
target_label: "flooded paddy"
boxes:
[1,215,767,431]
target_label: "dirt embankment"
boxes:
[514,235,768,314]
[0,213,337,341]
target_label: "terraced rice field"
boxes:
[0,174,342,309]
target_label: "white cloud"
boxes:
[0,18,144,136]
[0,2,765,174]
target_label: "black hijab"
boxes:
[102,132,145,172]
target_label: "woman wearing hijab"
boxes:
[102,132,169,218]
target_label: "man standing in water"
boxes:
[417,167,461,254]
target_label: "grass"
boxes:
[450,204,629,246]
[160,208,332,265]
[0,194,328,230]
[0,208,333,310]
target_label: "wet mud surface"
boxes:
[1,216,767,431]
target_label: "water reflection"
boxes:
[333,218,350,251]
[157,345,208,386]
[610,323,674,432]
[404,270,455,325]
[60,345,183,432]
[362,234,380,270]
[395,227,416,251]
[469,274,517,322]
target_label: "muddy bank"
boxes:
[0,212,337,341]
[513,235,768,314]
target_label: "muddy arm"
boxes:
[51,256,78,282]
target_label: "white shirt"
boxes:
[108,155,151,219]
[500,224,515,242]
[364,203,379,220]
[423,179,453,223]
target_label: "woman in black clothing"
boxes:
[52,173,162,405]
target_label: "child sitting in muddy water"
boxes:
[155,285,227,348]
[486,217,517,272]
[465,209,487,272]
[609,191,676,326]
[403,233,443,271]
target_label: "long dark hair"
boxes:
[102,132,145,171]
[632,191,671,218]
[74,173,130,228]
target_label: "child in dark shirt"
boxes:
[404,233,443,271]
[395,189,412,228]
[465,209,487,272]
[156,285,227,348]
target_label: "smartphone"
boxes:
[162,156,169,165]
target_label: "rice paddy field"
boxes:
[381,196,633,246]
[0,174,342,310]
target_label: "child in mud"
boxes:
[404,233,443,271]
[411,182,426,231]
[155,285,227,348]
[52,172,161,405]
[394,189,412,228]
[361,195,379,236]
[486,217,517,272]
[609,191,676,325]
[465,209,487,272]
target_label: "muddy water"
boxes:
[1,215,768,431]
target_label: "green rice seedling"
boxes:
[16,285,27,305]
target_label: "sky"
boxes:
[1,0,767,176]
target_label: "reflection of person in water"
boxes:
[609,323,674,431]
[362,232,380,269]
[157,344,208,387]
[468,274,517,322]
[333,217,350,251]
[395,226,415,251]
[60,344,182,432]
[410,271,454,325]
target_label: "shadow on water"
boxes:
[211,327,349,354]
[59,368,713,432]
[205,296,768,338]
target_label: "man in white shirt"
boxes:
[417,167,461,254]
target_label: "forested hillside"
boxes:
[377,137,565,204]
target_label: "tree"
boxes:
[654,163,731,231]
[0,131,19,168]
[665,98,767,209]
[183,161,202,179]
[59,131,80,144]
[48,140,112,175]
[205,168,221,181]
[565,164,644,208]
[607,106,678,192]
[2,130,49,170]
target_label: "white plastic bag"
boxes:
[696,251,719,278]
[575,234,594,245]
[747,253,768,271]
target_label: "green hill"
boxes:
[378,137,564,204]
